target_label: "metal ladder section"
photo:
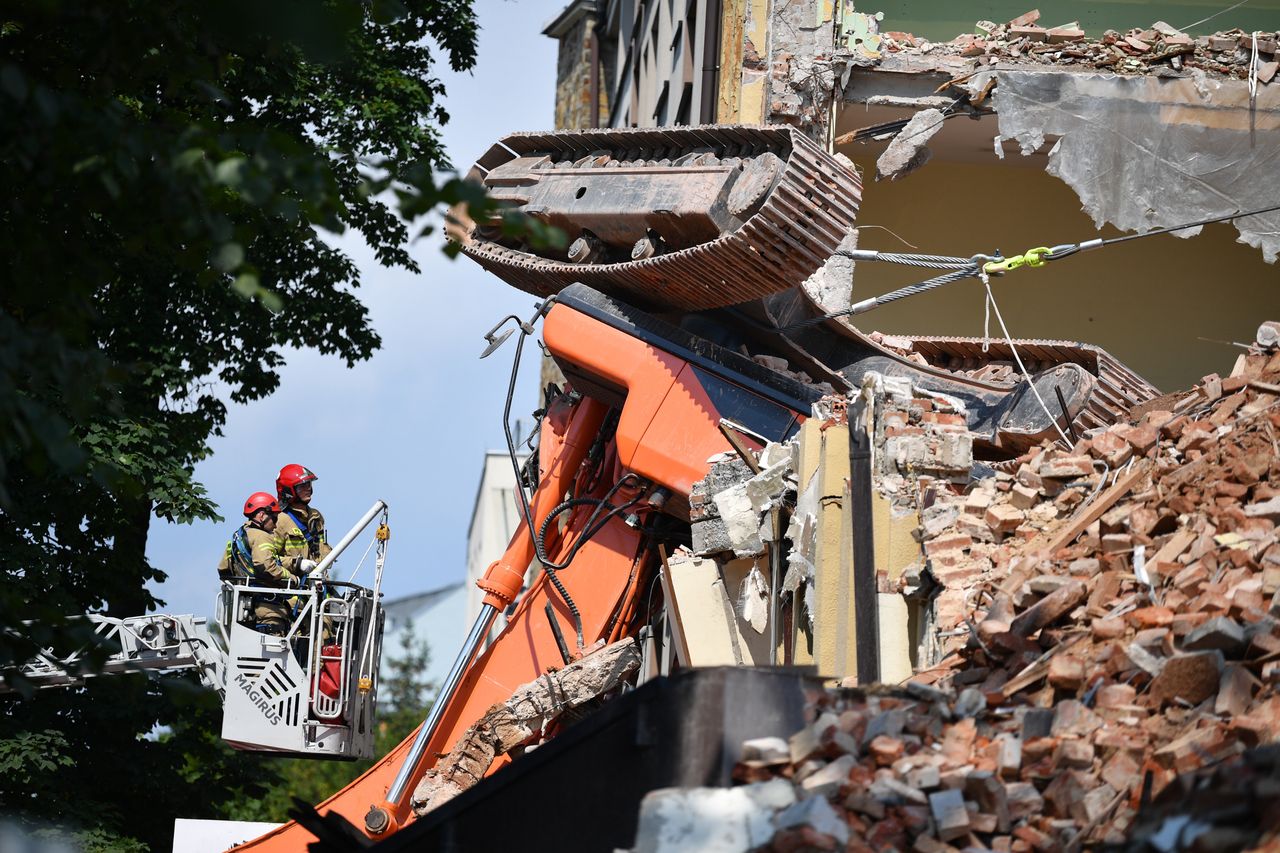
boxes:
[1,612,225,695]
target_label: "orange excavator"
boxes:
[237,125,1156,850]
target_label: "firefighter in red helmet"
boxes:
[217,491,303,635]
[275,464,332,575]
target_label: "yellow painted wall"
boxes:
[836,149,1280,392]
[719,0,770,124]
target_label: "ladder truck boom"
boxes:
[1,500,394,763]
[3,612,224,695]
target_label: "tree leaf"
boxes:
[211,242,244,273]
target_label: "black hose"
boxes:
[499,305,587,646]
[536,495,637,571]
[534,473,644,570]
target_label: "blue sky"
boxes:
[147,0,562,617]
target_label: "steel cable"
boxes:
[835,250,975,270]
[780,265,981,330]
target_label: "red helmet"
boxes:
[243,491,280,517]
[276,464,318,503]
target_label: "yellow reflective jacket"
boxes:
[276,503,332,567]
[216,522,297,587]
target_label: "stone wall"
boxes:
[551,13,608,130]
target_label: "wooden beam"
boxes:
[1030,462,1151,555]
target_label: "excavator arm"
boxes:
[237,280,827,848]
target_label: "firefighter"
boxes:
[217,491,306,635]
[275,463,332,574]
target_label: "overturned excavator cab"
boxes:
[458,124,1157,456]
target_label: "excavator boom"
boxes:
[237,282,830,849]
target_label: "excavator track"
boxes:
[887,334,1160,438]
[459,125,862,311]
[753,289,1161,456]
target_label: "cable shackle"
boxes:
[983,246,1051,275]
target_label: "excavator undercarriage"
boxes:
[458,125,862,311]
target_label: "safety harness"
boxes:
[230,527,256,581]
[283,507,324,558]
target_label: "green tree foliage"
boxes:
[0,1,546,847]
[231,624,434,823]
[0,675,278,850]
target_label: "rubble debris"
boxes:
[868,373,974,491]
[874,107,945,181]
[632,321,1280,850]
[1121,745,1280,851]
[411,638,640,816]
[692,454,759,556]
[693,443,796,559]
[873,14,1277,83]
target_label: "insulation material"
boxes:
[993,69,1280,262]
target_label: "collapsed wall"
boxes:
[638,321,1280,852]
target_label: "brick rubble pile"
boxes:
[633,322,1280,852]
[875,9,1278,84]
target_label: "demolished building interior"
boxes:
[229,5,1280,853]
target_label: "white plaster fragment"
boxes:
[743,780,797,846]
[633,787,766,853]
[744,459,790,514]
[759,441,793,470]
[742,737,790,764]
[739,563,770,634]
[875,108,946,181]
[774,795,850,844]
[713,483,764,556]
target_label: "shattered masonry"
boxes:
[643,321,1280,852]
[764,7,1280,262]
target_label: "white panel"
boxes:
[172,820,281,853]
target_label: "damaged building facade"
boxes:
[468,5,1280,851]
[241,7,1280,851]
[545,0,1280,391]
[533,0,1280,685]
